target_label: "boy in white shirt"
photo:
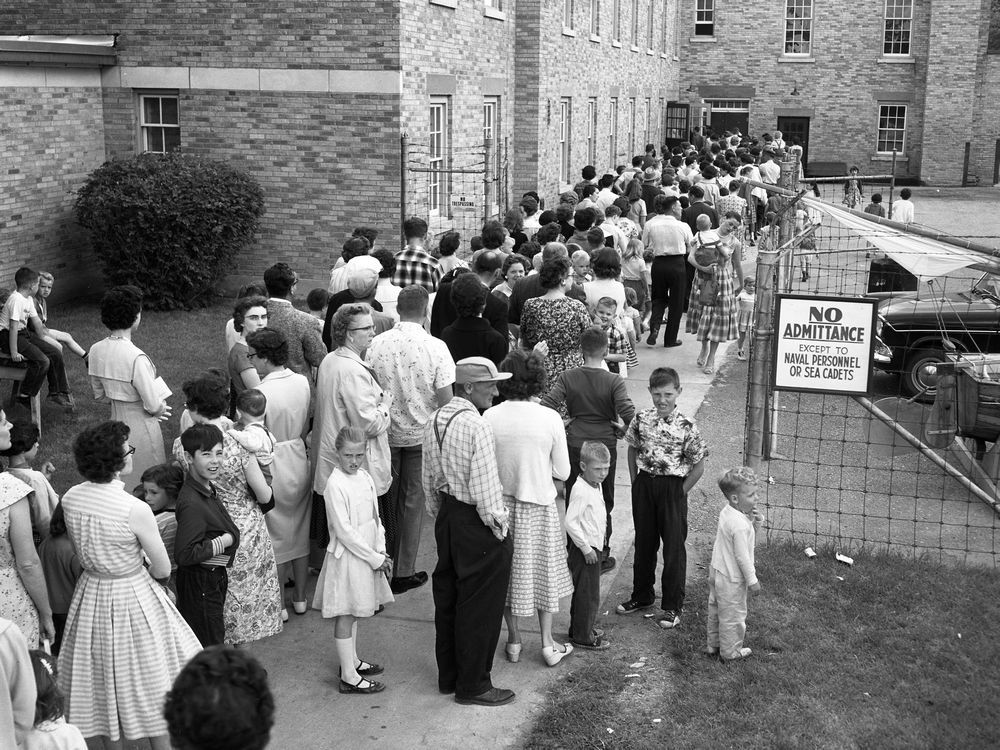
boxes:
[564,441,613,650]
[0,267,72,410]
[706,466,763,661]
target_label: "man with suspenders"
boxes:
[421,357,515,707]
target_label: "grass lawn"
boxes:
[23,298,231,493]
[522,541,1000,749]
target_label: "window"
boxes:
[628,97,636,157]
[483,96,500,215]
[564,0,574,29]
[612,0,621,41]
[883,0,912,56]
[591,0,600,36]
[647,0,655,49]
[139,95,180,153]
[662,0,669,50]
[664,101,689,140]
[631,0,640,45]
[695,0,714,36]
[587,98,598,165]
[429,98,449,216]
[704,99,750,111]
[559,98,572,184]
[876,104,906,154]
[486,0,502,9]
[609,97,618,165]
[784,0,812,55]
[645,97,652,145]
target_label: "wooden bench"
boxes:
[0,362,42,434]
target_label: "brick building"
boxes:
[0,2,996,297]
[0,1,674,295]
[677,0,1000,186]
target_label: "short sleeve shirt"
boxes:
[625,407,707,476]
[0,293,36,332]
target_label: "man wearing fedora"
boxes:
[422,357,515,707]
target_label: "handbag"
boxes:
[698,274,720,307]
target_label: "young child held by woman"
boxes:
[705,467,763,662]
[227,389,276,486]
[312,426,394,695]
[22,650,87,749]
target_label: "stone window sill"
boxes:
[777,55,815,63]
[563,27,577,38]
[877,56,915,65]
[429,0,457,8]
[590,34,601,43]
[689,37,716,43]
[873,154,909,162]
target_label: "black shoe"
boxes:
[664,340,683,348]
[616,598,654,615]
[646,332,657,346]
[455,687,515,706]
[339,676,385,694]
[390,571,428,594]
[600,556,617,574]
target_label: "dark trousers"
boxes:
[176,565,228,646]
[567,544,601,644]
[0,330,67,397]
[683,261,696,314]
[51,613,67,656]
[649,255,687,347]
[432,492,512,698]
[565,442,617,554]
[630,472,688,612]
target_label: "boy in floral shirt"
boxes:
[618,367,706,629]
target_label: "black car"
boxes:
[872,274,1000,398]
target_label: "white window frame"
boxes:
[486,0,503,9]
[564,0,574,29]
[695,0,714,37]
[646,0,655,50]
[591,0,600,37]
[609,97,618,166]
[587,97,598,166]
[612,0,622,42]
[876,103,907,155]
[429,97,450,218]
[483,96,501,216]
[645,97,652,145]
[138,93,181,153]
[883,0,912,56]
[560,98,572,185]
[628,97,636,157]
[784,0,813,56]
[661,0,669,50]
[631,0,640,47]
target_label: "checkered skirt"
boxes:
[504,498,574,617]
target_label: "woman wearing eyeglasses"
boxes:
[88,286,172,481]
[59,420,199,750]
[311,304,393,561]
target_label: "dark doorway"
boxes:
[709,111,749,140]
[777,116,809,172]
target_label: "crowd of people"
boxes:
[0,130,797,747]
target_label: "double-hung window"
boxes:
[876,104,907,154]
[883,0,912,56]
[695,0,714,37]
[429,97,449,216]
[560,98,572,184]
[139,94,180,153]
[784,0,812,55]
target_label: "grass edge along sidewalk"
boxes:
[520,539,1000,749]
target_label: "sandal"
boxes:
[356,660,384,677]
[703,365,714,375]
[339,676,385,694]
[696,356,707,367]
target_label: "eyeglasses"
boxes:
[348,325,375,331]
[124,444,136,457]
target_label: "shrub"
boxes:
[75,152,265,309]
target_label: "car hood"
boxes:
[878,290,998,329]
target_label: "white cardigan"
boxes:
[484,400,570,506]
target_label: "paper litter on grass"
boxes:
[629,662,645,668]
[625,673,641,678]
[836,553,854,565]
[804,547,817,558]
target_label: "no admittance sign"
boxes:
[773,295,878,395]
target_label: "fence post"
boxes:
[962,141,971,187]
[484,136,493,223]
[400,133,409,247]
[994,139,1000,186]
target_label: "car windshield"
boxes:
[972,274,1000,302]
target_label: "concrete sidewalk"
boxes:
[249,330,733,749]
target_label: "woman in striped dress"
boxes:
[484,349,575,668]
[59,421,200,749]
[688,217,744,375]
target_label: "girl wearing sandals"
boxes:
[312,426,394,695]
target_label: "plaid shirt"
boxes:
[421,397,508,533]
[625,407,707,477]
[392,246,442,292]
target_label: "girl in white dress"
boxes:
[312,427,394,695]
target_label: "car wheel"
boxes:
[902,348,946,401]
